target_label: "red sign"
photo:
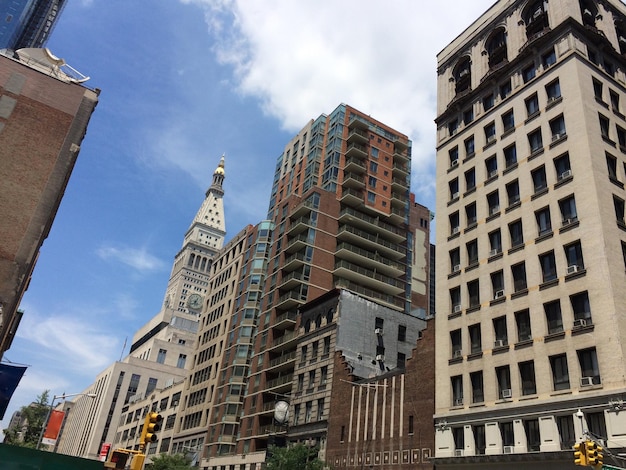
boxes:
[99,442,112,462]
[41,410,65,446]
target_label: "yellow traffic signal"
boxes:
[574,441,587,466]
[586,440,603,467]
[140,412,162,446]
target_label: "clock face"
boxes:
[187,294,203,310]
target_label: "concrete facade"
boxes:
[0,48,98,357]
[435,0,626,467]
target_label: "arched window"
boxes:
[454,57,472,95]
[316,315,322,329]
[188,253,195,267]
[487,28,507,69]
[616,19,626,55]
[304,319,311,333]
[523,0,549,39]
[326,307,334,324]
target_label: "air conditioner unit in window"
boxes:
[453,349,463,359]
[559,169,572,180]
[452,226,460,235]
[454,449,464,457]
[574,318,588,328]
[503,445,514,454]
[494,339,506,348]
[567,265,579,274]
[375,328,383,336]
[494,290,505,299]
[489,248,499,257]
[562,217,577,226]
[489,170,498,178]
[453,398,464,407]
[490,205,500,215]
[552,132,565,142]
[375,354,384,362]
[501,389,512,399]
[453,264,461,273]
[580,376,595,387]
[487,135,496,143]
[451,192,459,200]
[451,159,459,167]
[453,304,462,313]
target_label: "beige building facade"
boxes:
[435,0,626,468]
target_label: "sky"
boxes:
[0,0,496,432]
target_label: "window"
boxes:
[535,206,552,236]
[465,168,476,192]
[451,329,462,357]
[305,401,312,422]
[500,80,512,100]
[607,153,619,181]
[491,270,504,299]
[487,190,500,216]
[571,291,591,322]
[397,352,406,368]
[489,229,502,255]
[451,375,463,406]
[504,144,517,168]
[408,415,414,435]
[509,219,524,248]
[526,93,540,118]
[528,129,543,154]
[466,202,477,226]
[506,180,520,207]
[485,122,496,144]
[450,211,460,235]
[586,412,607,441]
[465,136,475,157]
[483,94,495,111]
[146,377,158,395]
[496,365,511,399]
[542,48,556,68]
[539,250,557,282]
[523,64,536,83]
[618,126,626,150]
[464,108,474,125]
[550,115,566,141]
[157,349,167,364]
[559,195,577,225]
[524,418,541,451]
[516,309,531,342]
[450,286,461,312]
[532,165,547,193]
[470,371,484,403]
[177,354,187,368]
[502,110,514,132]
[544,300,563,334]
[367,191,376,203]
[550,354,570,391]
[449,146,459,167]
[398,325,407,342]
[565,241,584,271]
[297,374,304,391]
[519,360,537,395]
[555,153,572,180]
[610,89,621,114]
[323,336,330,355]
[512,262,527,292]
[614,195,625,224]
[557,415,576,450]
[469,323,482,354]
[293,404,300,425]
[448,119,459,136]
[599,114,611,139]
[485,155,498,177]
[301,345,307,363]
[493,316,508,346]
[546,79,561,102]
[450,248,460,273]
[577,347,600,385]
[311,340,318,360]
[593,78,604,101]
[468,280,480,308]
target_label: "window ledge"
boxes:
[466,305,481,314]
[488,252,504,262]
[535,231,553,243]
[528,148,545,161]
[501,128,515,139]
[531,187,549,200]
[602,135,617,147]
[483,140,497,151]
[559,219,579,233]
[467,351,483,360]
[447,197,460,206]
[463,153,476,163]
[579,383,603,392]
[549,134,567,148]
[492,344,510,354]
[448,356,463,365]
[448,310,462,320]
[511,289,528,299]
[525,111,541,124]
[464,223,477,234]
[464,187,477,197]
[508,244,525,255]
[506,201,521,213]
[545,331,565,342]
[550,389,573,397]
[595,97,609,108]
[565,269,586,281]
[448,231,461,241]
[486,211,501,222]
[503,163,518,175]
[610,176,625,189]
[448,270,461,279]
[490,297,506,306]
[466,262,479,272]
[485,174,498,185]
[546,96,562,110]
[514,339,533,349]
[539,278,559,290]
[554,174,573,189]
[572,324,594,335]
[519,394,538,401]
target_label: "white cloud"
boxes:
[179,0,494,208]
[96,244,167,273]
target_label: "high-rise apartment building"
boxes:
[435,1,626,468]
[0,47,97,359]
[0,0,67,50]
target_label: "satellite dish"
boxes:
[274,400,290,424]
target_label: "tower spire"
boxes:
[208,154,225,196]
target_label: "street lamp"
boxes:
[37,392,97,450]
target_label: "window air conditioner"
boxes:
[453,264,461,273]
[574,318,588,328]
[453,398,464,407]
[375,328,383,336]
[494,290,505,299]
[489,248,499,257]
[454,449,464,457]
[494,339,506,348]
[567,265,579,274]
[451,159,459,167]
[375,354,384,362]
[453,350,463,359]
[503,446,514,454]
[452,226,460,235]
[559,169,572,180]
[490,205,500,215]
[580,376,594,387]
[501,389,512,399]
[453,304,462,313]
[489,170,498,178]
[452,192,459,200]
[552,132,565,142]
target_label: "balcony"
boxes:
[273,310,298,330]
[390,191,406,209]
[392,162,409,177]
[339,187,363,206]
[290,199,316,219]
[282,251,308,272]
[347,127,369,144]
[287,215,314,236]
[335,278,404,310]
[388,206,407,225]
[338,207,406,243]
[342,171,365,189]
[393,148,410,164]
[275,290,307,310]
[344,157,366,174]
[269,331,298,352]
[278,271,308,291]
[267,351,296,373]
[285,233,313,254]
[348,116,369,131]
[346,142,368,159]
[334,259,405,295]
[391,176,409,191]
[335,242,404,277]
[265,374,294,394]
[337,224,406,260]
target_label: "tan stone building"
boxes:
[435,0,626,468]
[0,48,98,357]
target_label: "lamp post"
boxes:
[37,392,97,450]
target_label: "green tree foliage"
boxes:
[2,390,50,448]
[265,443,325,470]
[145,453,194,470]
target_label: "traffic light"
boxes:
[140,412,162,446]
[573,441,587,466]
[108,450,129,469]
[586,440,603,467]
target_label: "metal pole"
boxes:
[36,395,58,450]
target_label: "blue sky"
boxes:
[1,0,494,431]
